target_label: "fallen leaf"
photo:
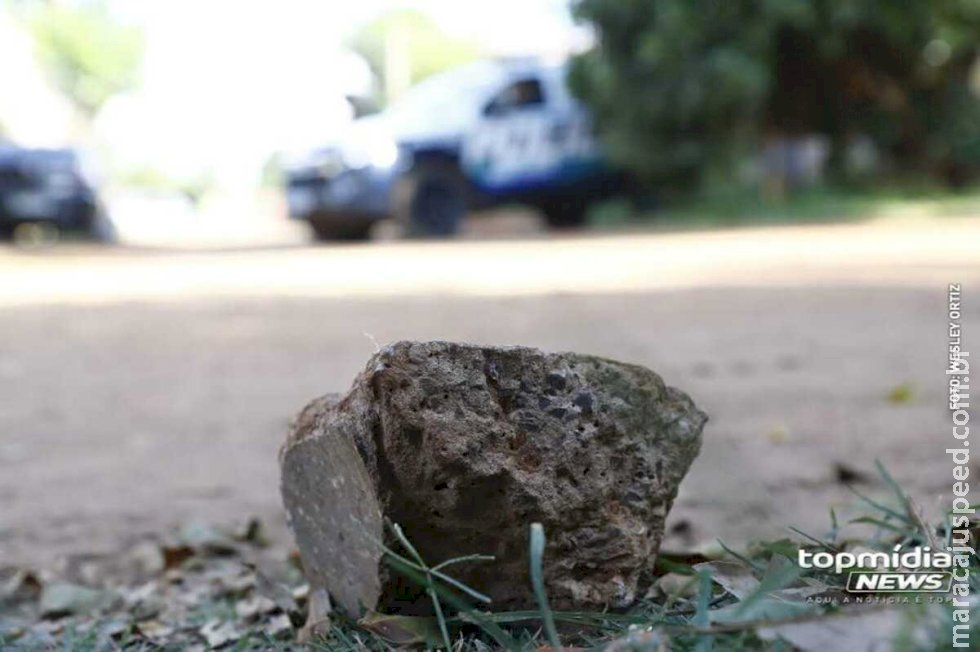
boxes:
[710,596,812,623]
[95,618,130,640]
[757,607,932,651]
[693,561,759,599]
[254,566,299,615]
[123,582,164,620]
[40,583,118,617]
[358,612,442,647]
[199,619,241,648]
[135,619,174,642]
[127,541,166,576]
[654,572,699,598]
[161,545,195,570]
[234,594,277,621]
[233,517,267,546]
[292,583,309,603]
[710,556,815,624]
[9,625,57,649]
[0,568,42,604]
[264,613,293,639]
[298,588,332,644]
[211,569,255,598]
[178,521,237,554]
[603,628,667,651]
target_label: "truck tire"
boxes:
[395,161,467,238]
[309,214,373,242]
[540,196,588,230]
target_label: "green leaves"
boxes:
[22,0,144,116]
[571,0,980,193]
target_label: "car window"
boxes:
[484,78,546,116]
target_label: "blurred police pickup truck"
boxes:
[0,146,100,238]
[283,58,624,240]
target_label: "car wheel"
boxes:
[540,197,588,230]
[395,161,467,238]
[309,214,373,242]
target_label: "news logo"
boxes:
[846,571,953,593]
[798,545,954,594]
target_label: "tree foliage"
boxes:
[348,9,481,105]
[569,0,980,191]
[23,0,143,117]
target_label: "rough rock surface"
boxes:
[280,341,706,616]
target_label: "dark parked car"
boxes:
[0,146,101,237]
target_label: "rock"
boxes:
[280,341,706,616]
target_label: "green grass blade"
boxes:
[845,485,910,524]
[431,554,497,573]
[371,530,493,605]
[429,586,453,651]
[717,539,765,573]
[694,570,714,652]
[529,523,561,651]
[847,516,910,535]
[787,526,839,552]
[874,460,909,509]
[385,556,520,650]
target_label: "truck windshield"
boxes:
[385,61,504,130]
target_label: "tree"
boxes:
[348,9,481,105]
[21,0,143,118]
[569,0,980,192]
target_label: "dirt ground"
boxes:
[1,215,978,569]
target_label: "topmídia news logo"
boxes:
[798,545,954,593]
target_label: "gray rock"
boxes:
[280,341,706,616]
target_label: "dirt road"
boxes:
[1,217,978,567]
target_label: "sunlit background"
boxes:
[0,0,587,208]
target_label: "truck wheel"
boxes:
[540,197,588,230]
[309,216,372,242]
[395,162,467,238]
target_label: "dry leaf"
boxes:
[234,594,277,621]
[654,572,699,598]
[693,561,759,599]
[199,619,242,648]
[603,628,667,651]
[40,583,118,617]
[358,611,442,647]
[298,587,332,644]
[1,568,42,604]
[757,607,932,651]
[264,613,293,639]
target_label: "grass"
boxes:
[303,461,978,651]
[589,184,980,233]
[3,463,976,650]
